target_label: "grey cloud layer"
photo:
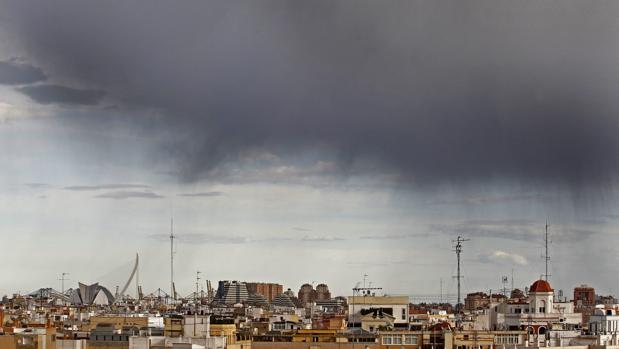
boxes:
[94,191,164,200]
[17,84,104,105]
[148,232,395,244]
[2,1,619,187]
[23,182,51,189]
[64,184,150,191]
[0,59,46,85]
[177,191,223,197]
[430,219,601,243]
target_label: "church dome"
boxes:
[529,279,553,293]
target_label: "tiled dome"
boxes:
[529,279,553,292]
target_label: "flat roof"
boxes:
[348,295,409,305]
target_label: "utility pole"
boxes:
[453,236,470,314]
[543,220,551,281]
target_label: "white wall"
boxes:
[56,339,87,349]
[348,303,409,324]
[183,315,210,337]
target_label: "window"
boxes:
[383,334,417,345]
[405,334,418,344]
[402,308,406,320]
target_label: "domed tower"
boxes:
[298,283,316,306]
[316,284,331,300]
[528,279,554,314]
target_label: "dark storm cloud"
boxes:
[95,190,164,199]
[17,84,104,106]
[3,1,619,187]
[0,59,46,85]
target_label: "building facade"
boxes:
[348,295,410,328]
[316,284,331,301]
[246,282,283,302]
[298,284,317,307]
[574,285,596,325]
[490,279,582,345]
[215,281,249,305]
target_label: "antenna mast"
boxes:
[59,272,70,294]
[453,236,470,313]
[170,216,175,302]
[59,272,70,305]
[511,268,514,295]
[543,220,551,281]
[351,275,382,349]
[196,270,201,303]
[440,278,443,304]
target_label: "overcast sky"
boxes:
[1,0,619,300]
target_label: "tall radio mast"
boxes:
[543,220,551,281]
[170,216,175,301]
[453,236,470,313]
